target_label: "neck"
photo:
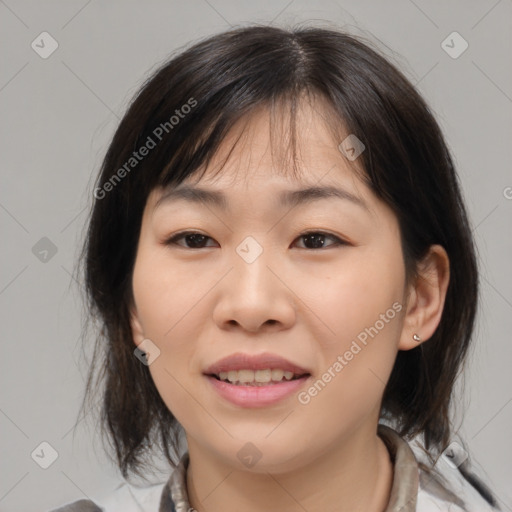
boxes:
[185,423,393,512]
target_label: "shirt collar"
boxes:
[159,424,419,512]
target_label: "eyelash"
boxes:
[163,230,348,250]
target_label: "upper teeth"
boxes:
[218,369,298,384]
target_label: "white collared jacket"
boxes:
[49,425,501,512]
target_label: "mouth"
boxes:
[206,368,311,386]
[202,352,312,407]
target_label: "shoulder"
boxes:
[48,499,103,512]
[409,440,499,512]
[379,423,499,511]
[48,480,167,512]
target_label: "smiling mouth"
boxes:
[207,369,311,386]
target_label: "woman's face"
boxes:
[130,101,410,473]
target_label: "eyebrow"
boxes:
[154,184,369,212]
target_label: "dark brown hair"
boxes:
[76,24,480,485]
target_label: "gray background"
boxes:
[1,1,511,511]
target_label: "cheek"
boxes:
[133,254,174,331]
[300,249,404,413]
[299,301,401,439]
[308,247,404,347]
[131,251,214,422]
[131,248,210,341]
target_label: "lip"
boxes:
[203,352,312,408]
[205,374,312,408]
[203,352,311,376]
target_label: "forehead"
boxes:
[177,97,367,190]
[148,96,378,219]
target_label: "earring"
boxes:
[412,333,421,342]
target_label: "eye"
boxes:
[164,231,218,249]
[293,231,346,250]
[163,230,347,250]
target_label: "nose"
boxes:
[212,247,296,334]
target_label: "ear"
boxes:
[398,244,450,350]
[129,303,146,347]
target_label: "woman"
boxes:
[52,24,499,512]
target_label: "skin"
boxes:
[130,97,450,512]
